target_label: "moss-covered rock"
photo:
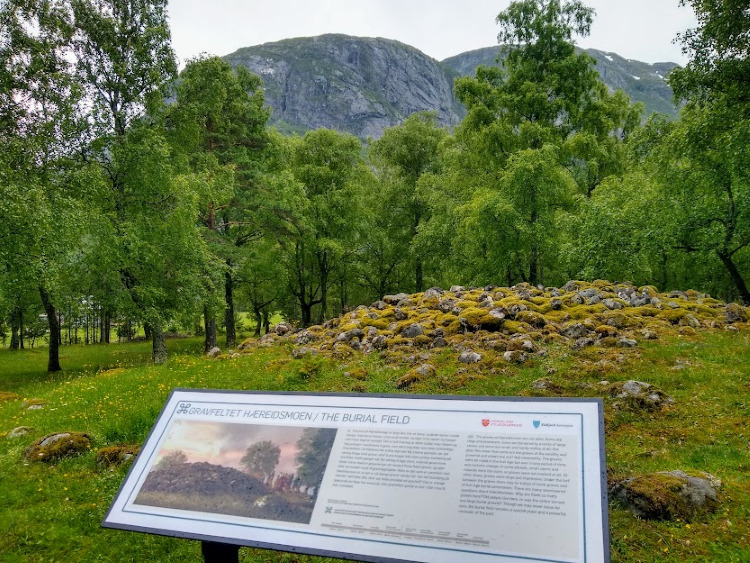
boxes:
[610,470,721,521]
[0,391,21,403]
[96,444,139,467]
[24,432,91,462]
[607,380,672,410]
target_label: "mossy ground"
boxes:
[0,318,748,561]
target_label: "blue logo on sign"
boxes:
[533,420,541,429]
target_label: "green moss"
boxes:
[414,335,432,346]
[503,321,531,335]
[515,310,546,328]
[95,444,139,467]
[658,308,690,324]
[24,432,92,463]
[613,472,720,522]
[360,318,390,330]
[595,325,618,337]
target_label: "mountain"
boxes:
[443,46,679,118]
[224,35,679,139]
[224,34,464,139]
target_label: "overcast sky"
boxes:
[167,0,698,68]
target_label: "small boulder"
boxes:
[96,445,140,467]
[431,337,448,348]
[24,432,91,462]
[531,378,563,393]
[610,470,721,521]
[401,323,425,338]
[423,287,443,299]
[503,350,527,363]
[562,322,589,339]
[394,308,408,321]
[609,380,672,410]
[459,351,482,364]
[603,298,624,310]
[292,347,319,359]
[6,426,33,439]
[383,293,409,305]
[725,303,747,323]
[206,346,221,358]
[371,335,388,350]
[273,322,293,336]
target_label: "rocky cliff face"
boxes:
[225,34,463,139]
[225,35,679,139]
[442,46,679,118]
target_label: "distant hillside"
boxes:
[224,34,463,139]
[224,35,679,139]
[443,46,680,118]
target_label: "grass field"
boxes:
[0,329,748,562]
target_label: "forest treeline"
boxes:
[1,0,748,372]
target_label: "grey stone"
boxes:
[394,308,408,321]
[459,351,482,364]
[562,322,589,339]
[574,337,596,349]
[618,338,638,348]
[423,287,443,299]
[401,323,425,338]
[383,293,409,305]
[503,350,527,363]
[7,426,32,439]
[292,347,319,359]
[603,298,624,310]
[610,470,720,521]
[372,335,388,350]
[438,299,456,313]
[431,337,448,348]
[274,322,293,336]
[415,363,437,378]
[207,347,221,358]
[579,288,600,299]
[449,285,466,293]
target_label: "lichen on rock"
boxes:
[610,470,721,521]
[24,432,91,462]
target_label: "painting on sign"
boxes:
[133,421,337,524]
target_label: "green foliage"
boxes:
[240,440,280,481]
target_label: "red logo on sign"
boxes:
[481,419,490,427]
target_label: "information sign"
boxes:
[103,390,609,563]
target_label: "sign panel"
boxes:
[103,390,609,563]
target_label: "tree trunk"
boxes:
[204,306,217,353]
[253,307,262,337]
[152,322,167,364]
[10,306,21,350]
[224,268,236,348]
[39,286,61,372]
[415,257,424,293]
[144,322,153,340]
[717,250,750,304]
[529,243,540,287]
[300,300,313,328]
[317,252,328,325]
[262,309,270,335]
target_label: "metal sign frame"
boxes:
[103,390,609,563]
